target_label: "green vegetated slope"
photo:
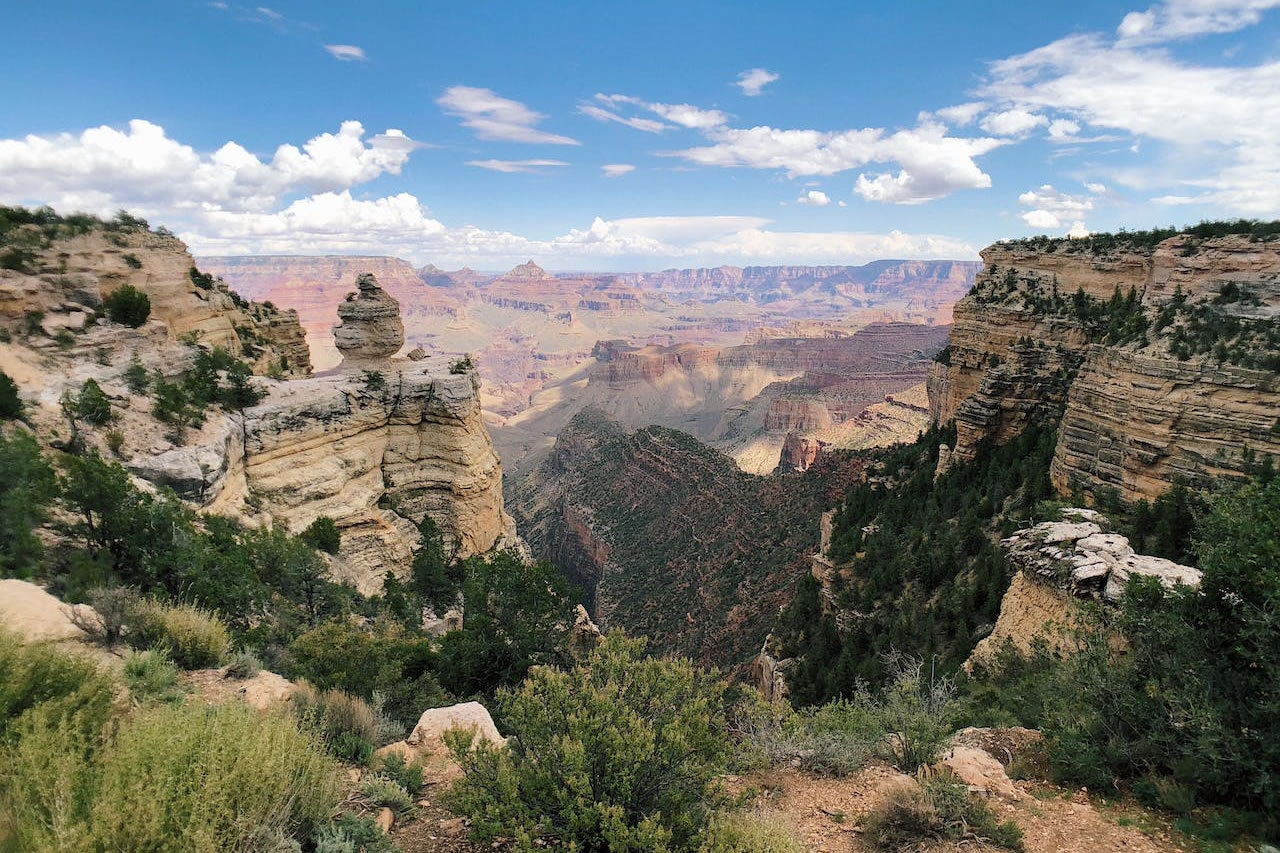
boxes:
[509,406,870,668]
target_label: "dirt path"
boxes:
[743,766,1188,853]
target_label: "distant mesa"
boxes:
[497,260,552,282]
[334,272,405,366]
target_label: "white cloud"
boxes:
[1016,183,1104,231]
[0,119,419,215]
[1117,0,1280,44]
[594,94,729,129]
[437,86,580,145]
[1067,221,1091,238]
[837,200,847,207]
[669,120,1006,206]
[0,119,978,269]
[601,163,636,177]
[735,68,780,96]
[324,44,366,61]
[256,6,282,20]
[1047,118,1081,140]
[577,104,668,133]
[465,159,569,173]
[979,108,1048,136]
[934,102,986,125]
[981,19,1280,213]
[796,190,830,205]
[1021,209,1063,228]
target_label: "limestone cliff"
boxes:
[2,215,512,595]
[929,233,1280,501]
[0,223,311,377]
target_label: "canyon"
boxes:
[202,255,976,474]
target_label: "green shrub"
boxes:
[102,284,151,327]
[0,628,119,743]
[446,632,731,851]
[377,752,423,795]
[359,775,415,815]
[123,353,150,394]
[105,429,125,456]
[1,370,23,419]
[862,772,1024,852]
[698,811,805,853]
[129,599,230,669]
[448,354,474,374]
[0,429,59,578]
[301,516,342,555]
[314,815,398,853]
[122,647,184,705]
[73,586,140,646]
[360,370,386,392]
[225,649,263,679]
[54,328,75,349]
[89,702,339,850]
[122,253,142,269]
[873,653,957,771]
[76,378,113,425]
[290,680,379,760]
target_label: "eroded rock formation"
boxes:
[334,273,405,365]
[929,235,1280,501]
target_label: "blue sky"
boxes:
[2,0,1279,269]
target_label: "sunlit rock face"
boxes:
[334,273,405,367]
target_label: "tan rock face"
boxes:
[239,360,509,593]
[0,227,311,377]
[930,235,1280,501]
[334,273,404,365]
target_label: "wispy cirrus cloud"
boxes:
[324,44,366,61]
[577,104,668,133]
[465,158,570,173]
[601,164,636,177]
[437,86,580,145]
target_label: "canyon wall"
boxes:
[929,235,1280,501]
[3,223,511,596]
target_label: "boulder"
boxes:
[238,670,295,709]
[408,701,504,749]
[1104,553,1203,601]
[374,807,394,833]
[0,579,91,644]
[570,603,603,659]
[334,273,404,365]
[940,745,1023,802]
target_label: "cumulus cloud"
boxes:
[796,190,830,205]
[465,159,569,173]
[669,120,1006,205]
[980,11,1280,213]
[0,119,977,268]
[594,94,729,129]
[0,119,419,215]
[1116,0,1280,44]
[324,44,366,61]
[601,164,636,177]
[979,108,1048,136]
[437,86,580,145]
[934,102,986,125]
[577,104,668,133]
[735,68,780,96]
[1016,183,1104,231]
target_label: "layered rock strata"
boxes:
[334,273,405,365]
[929,235,1280,501]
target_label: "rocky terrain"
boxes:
[928,234,1280,500]
[499,321,948,477]
[508,407,870,667]
[202,255,977,471]
[2,222,512,594]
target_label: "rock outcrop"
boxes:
[334,273,405,365]
[1001,509,1201,601]
[0,226,310,377]
[967,507,1201,669]
[929,234,1280,501]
